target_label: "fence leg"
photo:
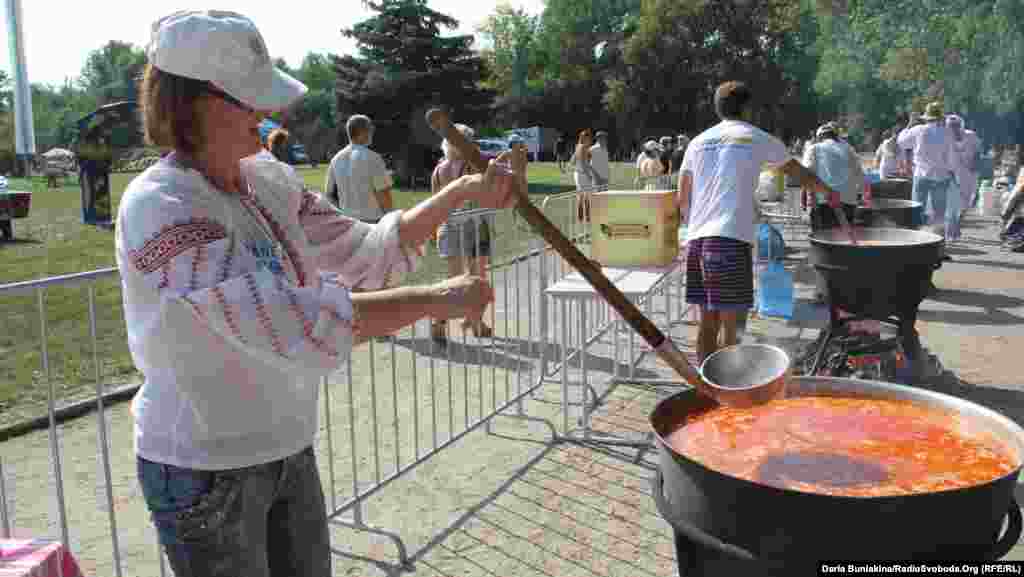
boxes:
[0,458,10,538]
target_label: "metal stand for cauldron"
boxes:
[806,303,926,382]
[804,228,946,384]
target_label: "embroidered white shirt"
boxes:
[115,152,417,470]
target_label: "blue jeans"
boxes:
[945,177,962,239]
[912,176,952,230]
[137,446,330,577]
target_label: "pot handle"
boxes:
[986,497,1022,560]
[651,470,758,562]
[813,263,848,272]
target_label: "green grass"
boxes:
[0,161,637,425]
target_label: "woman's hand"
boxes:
[398,148,525,248]
[432,274,495,322]
[473,148,528,209]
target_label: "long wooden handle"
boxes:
[425,109,703,389]
[781,159,858,245]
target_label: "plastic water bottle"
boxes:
[978,180,994,216]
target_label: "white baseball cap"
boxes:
[148,10,307,112]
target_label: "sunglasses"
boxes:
[203,84,255,113]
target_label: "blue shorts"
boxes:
[685,236,754,311]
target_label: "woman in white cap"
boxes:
[118,10,525,576]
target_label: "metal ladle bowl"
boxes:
[699,344,791,407]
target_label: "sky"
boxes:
[0,0,545,88]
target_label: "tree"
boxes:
[476,3,540,98]
[333,0,492,183]
[296,53,338,93]
[78,41,146,105]
[602,0,816,146]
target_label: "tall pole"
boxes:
[6,0,35,177]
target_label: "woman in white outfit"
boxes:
[947,114,982,218]
[569,129,600,190]
[119,10,526,576]
[875,129,902,179]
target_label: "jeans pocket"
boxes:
[137,458,243,545]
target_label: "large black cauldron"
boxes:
[651,377,1024,576]
[869,178,912,201]
[809,227,943,321]
[855,199,922,229]
[807,227,944,378]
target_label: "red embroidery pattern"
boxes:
[189,245,205,292]
[246,272,287,358]
[246,196,307,287]
[212,285,246,345]
[158,262,171,290]
[307,207,343,218]
[276,275,338,358]
[130,220,228,275]
[218,236,235,283]
[182,295,204,322]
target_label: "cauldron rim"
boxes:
[650,375,1024,501]
[809,227,942,247]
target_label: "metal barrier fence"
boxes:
[0,191,591,575]
[537,180,697,449]
[0,173,814,575]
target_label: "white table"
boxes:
[543,255,690,446]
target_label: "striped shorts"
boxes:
[685,236,754,311]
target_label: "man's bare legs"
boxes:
[698,309,742,364]
[697,308,721,364]
[719,310,739,349]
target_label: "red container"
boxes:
[0,191,31,219]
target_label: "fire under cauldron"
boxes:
[651,377,1024,576]
[806,227,944,381]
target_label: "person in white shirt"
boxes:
[803,122,862,230]
[947,114,982,220]
[119,11,526,576]
[898,102,958,236]
[569,129,600,191]
[431,123,495,344]
[875,128,903,180]
[802,122,864,301]
[589,130,610,187]
[325,114,393,223]
[677,81,792,363]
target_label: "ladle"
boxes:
[426,108,789,407]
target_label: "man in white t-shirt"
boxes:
[677,81,791,363]
[898,102,957,236]
[589,131,610,186]
[325,114,393,223]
